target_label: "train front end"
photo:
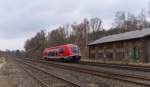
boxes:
[43,44,81,62]
[63,44,81,62]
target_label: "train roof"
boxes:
[88,28,150,46]
[46,44,77,49]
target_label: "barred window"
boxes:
[98,45,104,49]
[116,43,123,48]
[98,53,103,58]
[105,52,113,58]
[116,52,124,61]
[90,53,95,59]
[105,44,113,49]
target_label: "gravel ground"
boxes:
[81,59,150,66]
[20,61,76,87]
[51,61,150,81]
[0,58,41,87]
[28,61,147,87]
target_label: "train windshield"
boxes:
[71,46,79,53]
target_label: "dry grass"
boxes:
[0,58,40,87]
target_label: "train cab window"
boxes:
[72,47,79,53]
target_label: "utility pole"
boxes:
[85,19,90,59]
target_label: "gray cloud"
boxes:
[0,0,149,50]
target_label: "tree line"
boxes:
[24,4,150,58]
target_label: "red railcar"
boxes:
[43,44,81,62]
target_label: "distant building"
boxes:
[88,28,150,63]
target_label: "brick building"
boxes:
[88,29,150,63]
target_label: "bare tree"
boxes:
[24,30,46,57]
[89,17,104,42]
[114,11,148,32]
[90,17,103,32]
[71,18,90,58]
[47,26,67,47]
[114,11,126,29]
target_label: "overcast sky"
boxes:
[0,0,149,51]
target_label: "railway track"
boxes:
[17,62,49,87]
[25,58,150,72]
[15,59,82,87]
[79,61,150,72]
[19,58,150,87]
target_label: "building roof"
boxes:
[88,28,150,46]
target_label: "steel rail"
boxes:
[22,58,150,86]
[79,61,150,72]
[16,62,49,87]
[16,59,82,87]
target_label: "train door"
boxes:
[58,48,64,56]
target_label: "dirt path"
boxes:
[0,57,41,87]
[0,57,5,69]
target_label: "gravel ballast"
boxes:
[0,58,41,87]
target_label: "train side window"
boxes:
[48,52,55,56]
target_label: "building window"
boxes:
[90,46,95,50]
[116,43,123,48]
[105,52,113,60]
[98,53,103,58]
[98,45,104,49]
[128,47,139,62]
[90,53,95,59]
[116,52,124,61]
[105,44,113,49]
